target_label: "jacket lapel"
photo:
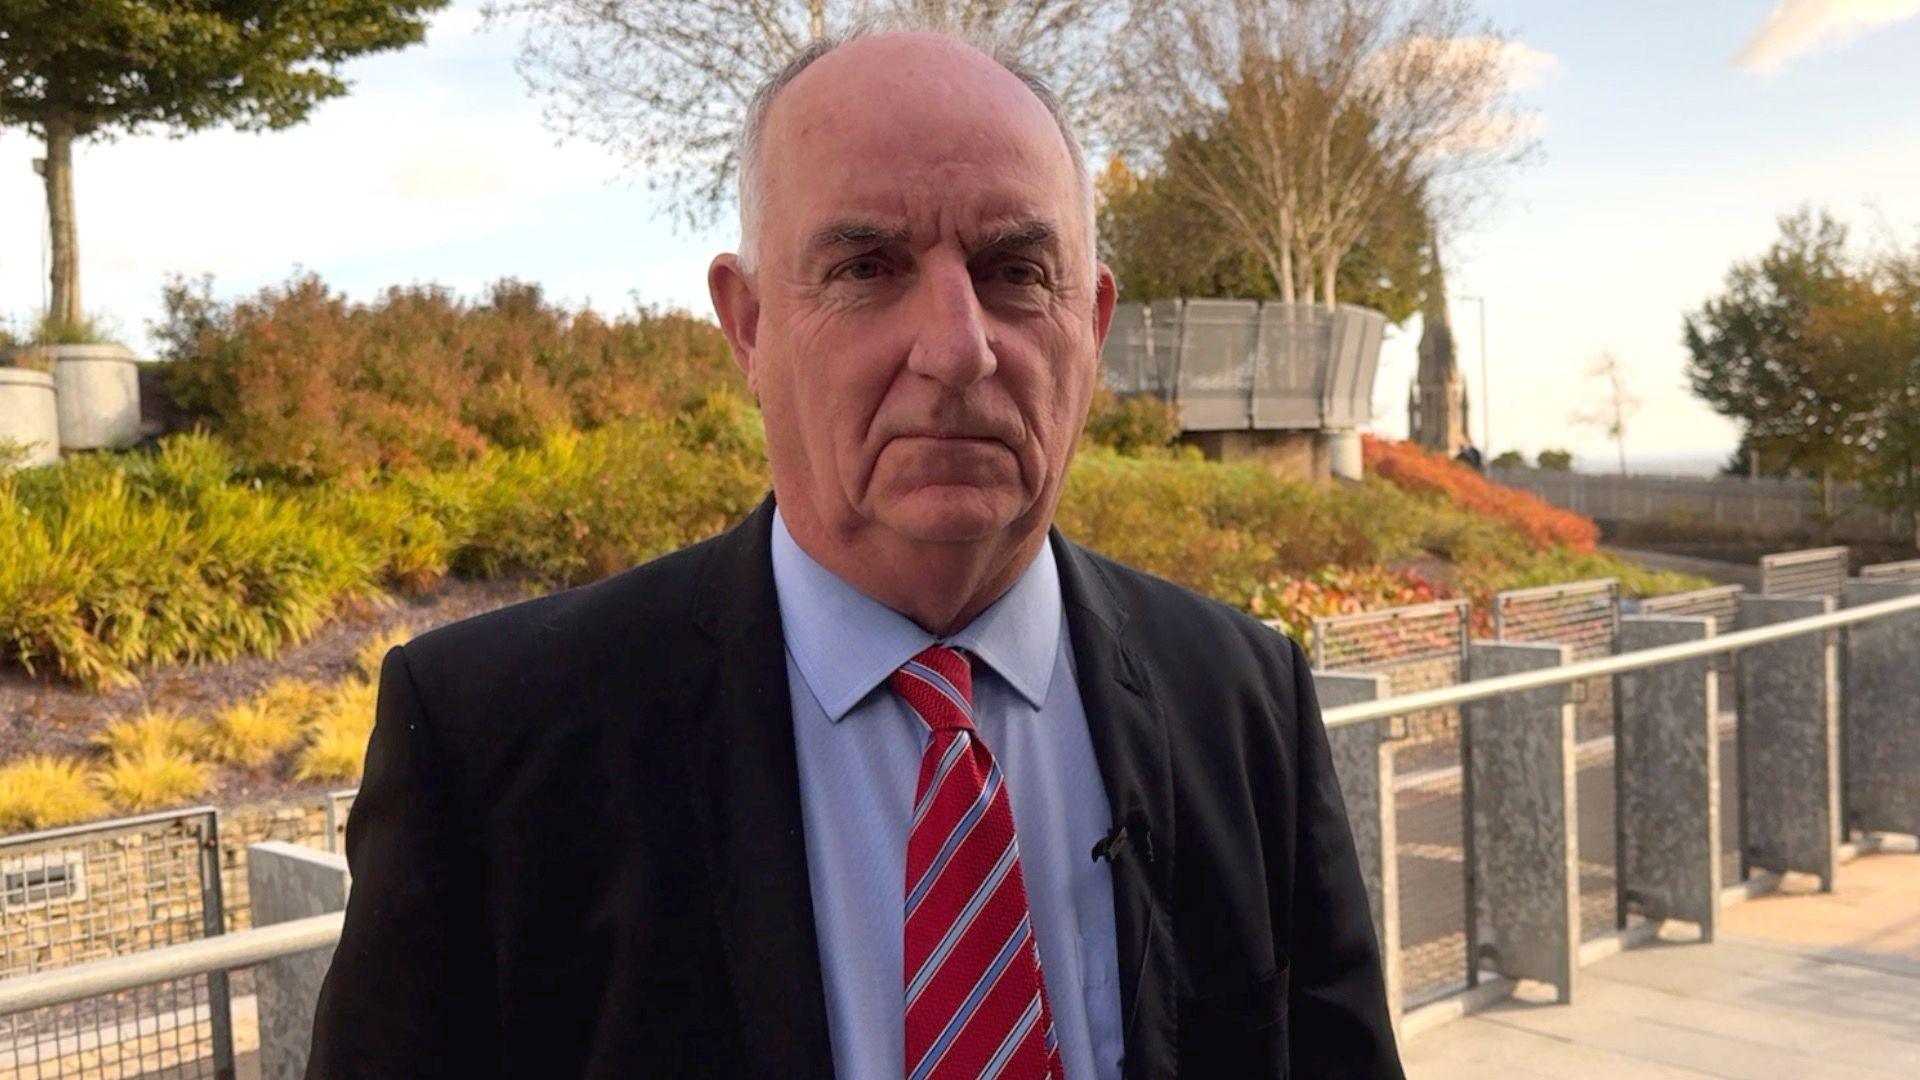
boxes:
[1051,533,1179,1079]
[683,495,835,1077]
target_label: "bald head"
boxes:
[735,28,1095,277]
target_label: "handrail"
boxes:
[0,912,344,1015]
[1320,590,1920,729]
[5,590,1920,1016]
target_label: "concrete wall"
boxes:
[1492,467,1910,545]
[1181,428,1331,484]
[247,841,349,1080]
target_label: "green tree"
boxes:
[1683,208,1887,517]
[0,0,447,336]
[1097,153,1429,321]
[1858,245,1920,547]
[1535,448,1572,471]
[1488,449,1526,469]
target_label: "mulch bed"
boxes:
[0,576,537,807]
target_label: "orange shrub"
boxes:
[156,272,742,481]
[1364,437,1599,553]
[1248,564,1452,644]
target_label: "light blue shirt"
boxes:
[771,508,1125,1080]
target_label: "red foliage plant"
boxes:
[1363,436,1599,553]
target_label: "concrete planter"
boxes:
[0,367,61,467]
[13,343,143,451]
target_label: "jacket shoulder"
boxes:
[403,536,715,677]
[389,531,731,752]
[1068,543,1308,682]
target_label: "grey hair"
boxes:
[734,22,1097,277]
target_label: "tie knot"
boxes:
[889,645,974,733]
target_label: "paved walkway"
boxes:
[1404,849,1920,1078]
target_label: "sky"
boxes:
[5,0,1920,475]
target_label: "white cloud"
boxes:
[1735,0,1920,74]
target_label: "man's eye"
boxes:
[993,262,1044,287]
[838,257,884,281]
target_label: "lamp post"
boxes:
[1460,294,1490,454]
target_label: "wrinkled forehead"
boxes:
[757,37,1083,266]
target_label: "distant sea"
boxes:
[1571,450,1730,477]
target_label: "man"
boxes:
[308,25,1402,1080]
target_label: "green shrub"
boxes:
[453,407,767,587]
[295,679,378,782]
[1082,387,1182,456]
[354,624,414,680]
[206,698,306,768]
[93,747,211,812]
[0,434,382,688]
[0,756,110,832]
[91,710,208,761]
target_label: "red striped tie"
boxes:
[891,645,1063,1080]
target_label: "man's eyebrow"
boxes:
[805,219,912,253]
[974,219,1062,255]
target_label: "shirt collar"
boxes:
[770,507,1062,722]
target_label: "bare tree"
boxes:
[480,0,1137,228]
[1571,350,1642,475]
[1122,0,1533,307]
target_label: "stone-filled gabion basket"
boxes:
[0,366,61,467]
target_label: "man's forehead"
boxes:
[762,37,1073,190]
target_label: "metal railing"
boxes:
[3,591,1919,1063]
[1304,600,1471,1006]
[0,807,231,1078]
[0,915,342,1017]
[1321,590,1920,727]
[1099,298,1387,432]
[1633,584,1743,633]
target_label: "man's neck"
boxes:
[776,502,1050,637]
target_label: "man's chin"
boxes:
[874,485,1028,543]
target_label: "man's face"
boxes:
[713,34,1116,547]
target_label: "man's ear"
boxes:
[1090,261,1119,354]
[708,253,762,392]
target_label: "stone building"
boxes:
[1407,266,1470,456]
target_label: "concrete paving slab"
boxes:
[1405,852,1920,1077]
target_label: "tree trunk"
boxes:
[1278,206,1296,305]
[1320,252,1338,310]
[1818,465,1834,545]
[44,113,82,331]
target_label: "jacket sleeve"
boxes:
[306,644,500,1078]
[1281,637,1407,1078]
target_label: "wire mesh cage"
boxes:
[1758,546,1849,598]
[1309,600,1472,1009]
[1859,558,1920,583]
[0,808,232,1079]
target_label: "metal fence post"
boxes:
[1616,616,1721,939]
[1735,595,1841,890]
[1840,579,1920,837]
[1464,641,1579,1004]
[1311,671,1400,1029]
[201,811,236,1080]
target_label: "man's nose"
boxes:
[904,263,996,389]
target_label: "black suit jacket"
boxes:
[307,495,1403,1078]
